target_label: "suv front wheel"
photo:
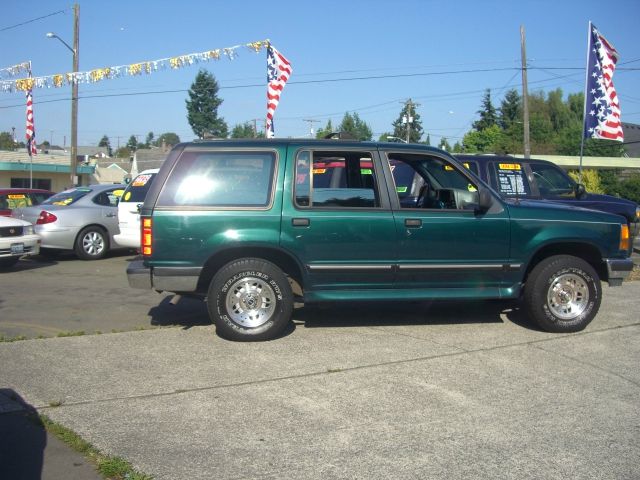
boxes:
[523,255,601,333]
[208,258,293,341]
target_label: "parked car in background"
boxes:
[12,184,125,260]
[0,216,40,268]
[454,154,640,237]
[0,188,55,217]
[114,169,159,249]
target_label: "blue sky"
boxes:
[1,0,639,149]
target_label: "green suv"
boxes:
[127,140,633,341]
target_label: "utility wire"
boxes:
[0,9,68,33]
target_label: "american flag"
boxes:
[26,87,37,156]
[266,45,292,138]
[584,23,623,142]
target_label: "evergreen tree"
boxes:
[392,100,423,143]
[473,89,498,131]
[126,135,138,151]
[186,69,228,139]
[98,135,113,156]
[339,112,373,141]
[145,132,155,148]
[316,119,334,139]
[438,137,451,151]
[498,89,521,130]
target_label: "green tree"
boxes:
[155,132,181,148]
[316,119,334,139]
[339,112,373,141]
[498,89,521,130]
[392,100,423,143]
[145,132,155,148]
[231,122,262,138]
[0,132,16,150]
[473,89,498,131]
[462,124,503,153]
[126,135,138,151]
[186,69,228,139]
[98,135,113,156]
[425,134,431,146]
[438,137,451,151]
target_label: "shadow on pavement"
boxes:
[0,389,45,480]
[297,299,541,331]
[149,295,212,328]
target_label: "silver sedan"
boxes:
[12,184,126,260]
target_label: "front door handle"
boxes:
[292,218,310,227]
[404,218,422,228]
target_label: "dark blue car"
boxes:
[454,154,640,237]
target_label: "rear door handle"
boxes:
[292,218,310,227]
[404,218,422,228]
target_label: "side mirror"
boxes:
[476,188,493,213]
[575,183,587,199]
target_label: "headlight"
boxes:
[23,225,35,235]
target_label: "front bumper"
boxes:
[605,258,634,286]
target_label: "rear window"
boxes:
[122,173,157,203]
[0,193,33,210]
[42,188,92,206]
[157,151,276,208]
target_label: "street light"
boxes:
[46,4,79,186]
[386,136,407,143]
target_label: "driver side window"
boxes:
[388,154,479,210]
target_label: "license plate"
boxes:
[10,243,24,254]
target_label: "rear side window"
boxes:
[157,151,276,208]
[295,150,379,208]
[122,173,156,203]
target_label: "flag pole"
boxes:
[579,21,592,183]
[28,61,33,189]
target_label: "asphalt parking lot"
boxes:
[1,252,640,479]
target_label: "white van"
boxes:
[114,169,159,249]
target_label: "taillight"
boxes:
[36,211,57,225]
[141,217,152,256]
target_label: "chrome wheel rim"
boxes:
[547,273,589,320]
[83,231,105,256]
[225,276,276,328]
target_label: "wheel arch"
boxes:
[74,223,110,247]
[523,242,606,284]
[196,246,305,294]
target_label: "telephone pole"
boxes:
[303,119,321,137]
[520,25,531,159]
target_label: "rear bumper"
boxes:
[126,258,201,292]
[605,258,634,286]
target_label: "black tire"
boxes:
[208,258,293,341]
[75,226,109,260]
[523,255,601,333]
[0,256,20,268]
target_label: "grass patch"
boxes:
[40,414,153,480]
[0,334,28,342]
[56,331,86,338]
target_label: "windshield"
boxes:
[42,188,92,206]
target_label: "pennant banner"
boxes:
[0,40,270,93]
[0,61,32,79]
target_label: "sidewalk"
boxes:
[1,281,639,480]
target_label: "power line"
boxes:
[0,9,68,33]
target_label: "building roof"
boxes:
[623,123,640,157]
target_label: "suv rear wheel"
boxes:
[523,255,601,332]
[208,258,293,341]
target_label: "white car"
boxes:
[114,169,159,249]
[0,216,40,268]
